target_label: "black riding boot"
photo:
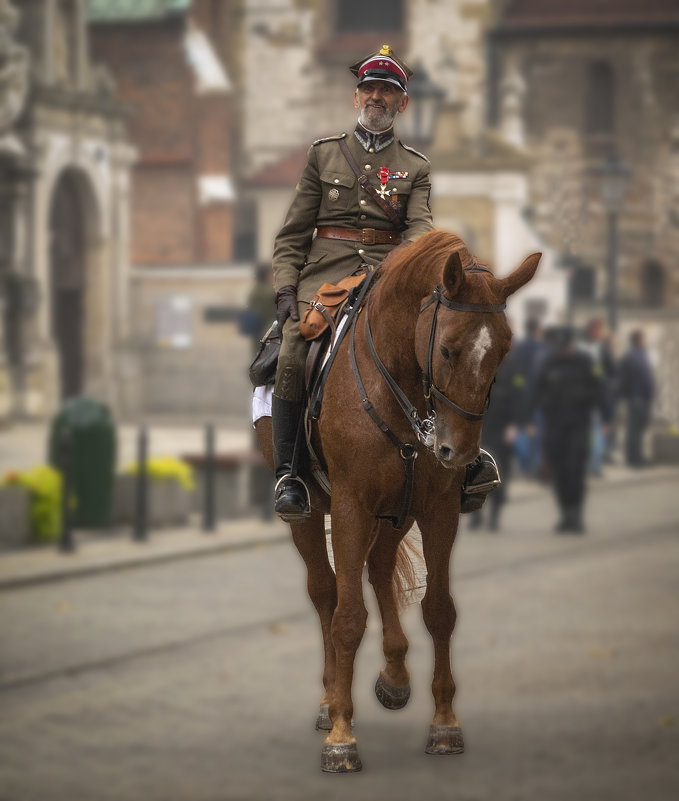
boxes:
[272,394,310,521]
[460,449,501,514]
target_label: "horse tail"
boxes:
[393,531,426,609]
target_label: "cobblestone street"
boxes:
[0,469,677,801]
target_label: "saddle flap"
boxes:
[299,275,366,341]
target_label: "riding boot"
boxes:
[272,394,310,521]
[460,449,501,514]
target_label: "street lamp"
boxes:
[591,149,631,332]
[398,62,445,148]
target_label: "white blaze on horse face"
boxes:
[470,324,493,372]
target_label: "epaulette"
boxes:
[399,141,429,161]
[313,133,347,146]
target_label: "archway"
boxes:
[49,169,88,399]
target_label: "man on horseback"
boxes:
[270,45,499,519]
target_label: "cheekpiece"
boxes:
[350,44,413,92]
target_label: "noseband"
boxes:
[420,270,507,423]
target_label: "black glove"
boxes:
[275,285,300,331]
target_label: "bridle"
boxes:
[348,264,506,529]
[420,266,507,423]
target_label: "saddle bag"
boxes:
[248,320,281,387]
[299,274,366,341]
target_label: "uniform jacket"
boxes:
[272,127,433,302]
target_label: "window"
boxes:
[336,0,403,32]
[585,61,615,136]
[640,260,667,307]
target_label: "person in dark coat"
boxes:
[532,326,610,533]
[618,329,655,468]
[510,317,547,476]
[469,350,523,531]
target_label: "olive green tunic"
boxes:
[272,126,433,401]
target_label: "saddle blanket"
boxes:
[251,315,350,425]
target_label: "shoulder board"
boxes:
[312,133,347,146]
[399,141,429,161]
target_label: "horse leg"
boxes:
[321,505,374,773]
[367,520,412,710]
[418,514,465,755]
[289,509,337,731]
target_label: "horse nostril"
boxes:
[437,445,453,462]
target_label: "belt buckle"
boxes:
[361,228,376,245]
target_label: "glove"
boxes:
[275,285,300,331]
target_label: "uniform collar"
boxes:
[354,122,394,153]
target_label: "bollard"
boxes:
[133,426,149,542]
[59,426,76,553]
[203,422,216,532]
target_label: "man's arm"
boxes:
[272,146,323,294]
[403,156,434,242]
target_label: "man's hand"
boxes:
[275,285,300,331]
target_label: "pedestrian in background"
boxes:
[579,318,617,475]
[532,326,610,533]
[241,263,276,354]
[511,317,547,477]
[618,329,655,468]
[469,349,523,532]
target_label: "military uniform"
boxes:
[271,44,457,522]
[273,125,433,402]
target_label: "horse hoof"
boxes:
[425,725,465,755]
[315,704,332,731]
[375,673,411,710]
[321,743,362,773]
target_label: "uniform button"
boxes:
[364,164,372,171]
[360,214,367,220]
[358,249,365,255]
[368,147,375,153]
[360,199,366,206]
[333,178,340,184]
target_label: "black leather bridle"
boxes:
[420,270,506,423]
[348,265,506,529]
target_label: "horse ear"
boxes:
[442,250,465,297]
[499,252,542,298]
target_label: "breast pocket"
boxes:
[385,179,412,220]
[320,170,355,209]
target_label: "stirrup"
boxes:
[463,449,501,495]
[274,474,311,522]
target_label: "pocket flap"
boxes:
[320,170,355,189]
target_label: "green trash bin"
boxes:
[48,396,117,528]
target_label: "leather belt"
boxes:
[316,226,402,246]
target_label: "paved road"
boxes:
[0,474,677,801]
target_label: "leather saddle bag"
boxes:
[299,274,366,341]
[248,320,281,387]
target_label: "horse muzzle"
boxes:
[434,440,480,469]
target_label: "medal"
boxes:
[378,166,391,199]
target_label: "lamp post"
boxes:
[398,62,445,148]
[591,150,630,333]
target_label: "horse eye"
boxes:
[440,345,450,360]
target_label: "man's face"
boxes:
[354,80,409,131]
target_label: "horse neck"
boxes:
[368,260,440,379]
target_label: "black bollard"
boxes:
[59,426,75,553]
[203,422,216,532]
[133,426,149,542]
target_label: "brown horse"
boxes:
[256,230,540,772]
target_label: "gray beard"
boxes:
[358,104,398,132]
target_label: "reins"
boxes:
[348,263,506,529]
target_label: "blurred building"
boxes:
[489,0,679,423]
[0,0,134,424]
[88,0,253,420]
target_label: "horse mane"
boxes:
[377,230,486,302]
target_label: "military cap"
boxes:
[350,44,413,92]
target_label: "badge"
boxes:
[389,171,409,179]
[378,166,391,199]
[328,188,340,201]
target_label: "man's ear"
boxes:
[398,93,409,113]
[353,90,360,111]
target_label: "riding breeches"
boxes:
[274,315,311,403]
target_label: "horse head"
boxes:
[415,245,541,468]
